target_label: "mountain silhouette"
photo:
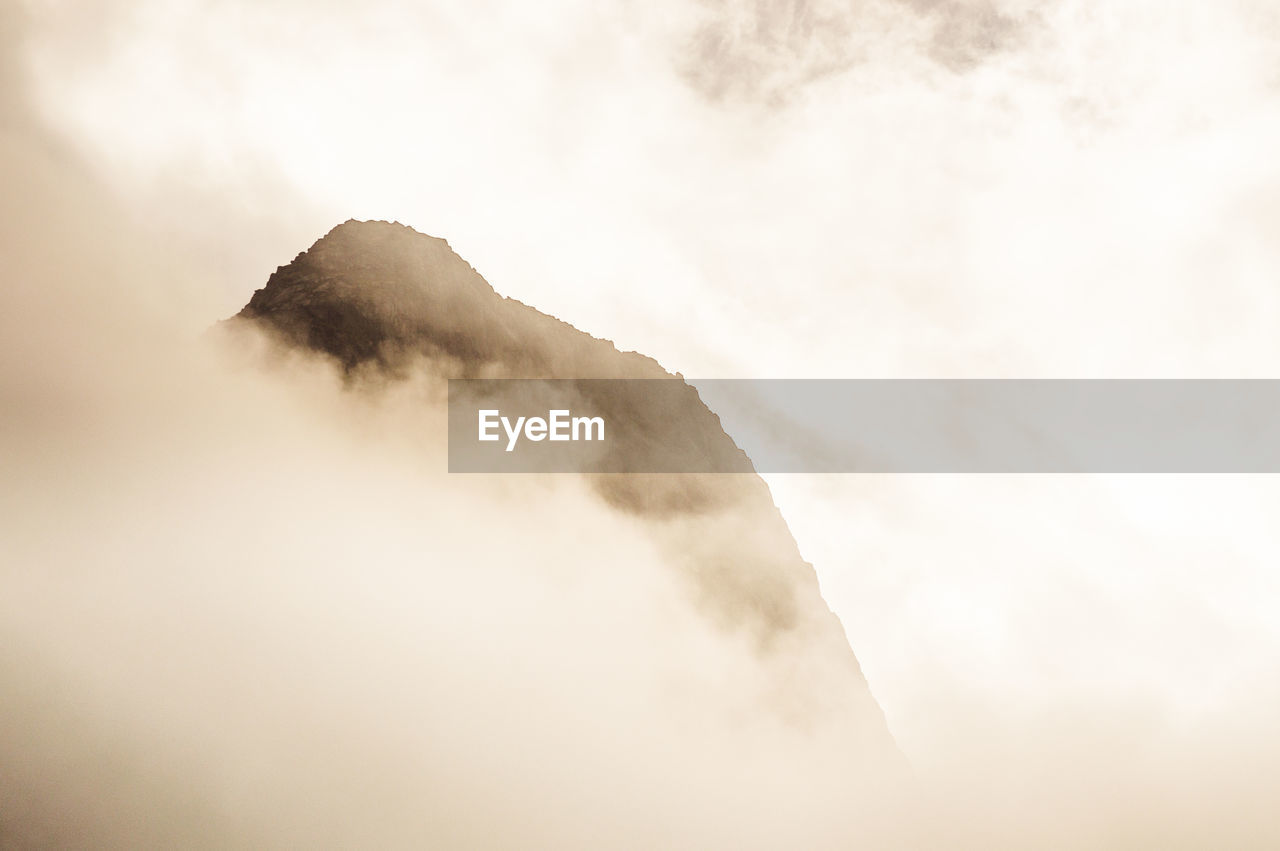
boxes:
[226,219,899,760]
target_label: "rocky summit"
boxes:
[227,219,900,761]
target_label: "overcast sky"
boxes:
[16,0,1279,378]
[7,0,1280,802]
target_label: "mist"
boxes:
[0,189,903,845]
[5,0,1280,847]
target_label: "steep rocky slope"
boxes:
[227,219,899,759]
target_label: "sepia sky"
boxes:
[15,0,1279,378]
[5,1,1280,843]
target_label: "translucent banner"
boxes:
[448,379,1280,473]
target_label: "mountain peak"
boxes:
[223,222,900,764]
[232,220,669,379]
[315,218,457,259]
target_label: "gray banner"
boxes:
[448,379,1280,473]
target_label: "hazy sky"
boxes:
[17,0,1279,376]
[6,1,1280,844]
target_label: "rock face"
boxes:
[228,219,899,759]
[235,219,671,378]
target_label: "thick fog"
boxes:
[4,0,1280,847]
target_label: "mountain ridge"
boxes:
[225,218,901,762]
[234,219,676,380]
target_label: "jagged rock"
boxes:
[226,219,899,759]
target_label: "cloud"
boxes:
[904,0,1026,71]
[1,23,903,844]
[676,0,1034,105]
[0,184,902,847]
[6,0,1280,846]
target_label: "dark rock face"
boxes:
[227,219,898,756]
[235,219,664,377]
